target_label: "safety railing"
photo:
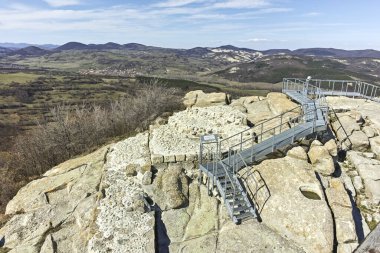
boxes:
[219,105,302,154]
[219,104,328,161]
[284,78,380,102]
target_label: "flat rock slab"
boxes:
[149,105,249,158]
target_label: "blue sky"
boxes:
[0,0,379,50]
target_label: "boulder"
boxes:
[308,145,335,176]
[245,100,275,124]
[266,92,300,115]
[145,163,189,210]
[183,90,230,108]
[310,139,323,148]
[287,146,308,161]
[324,139,338,157]
[350,131,369,152]
[239,156,334,253]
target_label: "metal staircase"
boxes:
[199,77,379,224]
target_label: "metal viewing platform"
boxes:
[199,77,379,224]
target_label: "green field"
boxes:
[0,72,41,84]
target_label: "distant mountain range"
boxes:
[1,41,380,59]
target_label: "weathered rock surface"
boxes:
[347,151,380,206]
[149,105,249,161]
[1,146,108,253]
[350,131,370,152]
[145,163,189,210]
[183,90,230,108]
[325,179,357,245]
[308,144,335,176]
[287,146,308,161]
[216,220,304,253]
[89,133,155,253]
[369,135,380,158]
[239,156,334,253]
[5,93,380,253]
[266,92,300,115]
[324,139,338,157]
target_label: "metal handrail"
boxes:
[216,160,236,212]
[329,108,353,150]
[237,152,259,195]
[284,78,380,102]
[220,104,303,145]
[222,105,328,154]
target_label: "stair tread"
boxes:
[235,211,254,220]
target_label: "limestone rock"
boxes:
[149,105,248,159]
[169,233,217,253]
[308,145,335,176]
[89,133,155,253]
[369,135,380,157]
[216,220,304,253]
[266,92,300,115]
[324,139,338,157]
[325,179,357,244]
[183,183,218,240]
[146,163,189,210]
[347,151,380,205]
[350,131,370,152]
[352,176,364,193]
[287,146,308,161]
[245,99,275,124]
[363,126,376,138]
[337,243,359,253]
[333,113,361,136]
[161,209,190,243]
[310,139,323,148]
[239,156,334,253]
[142,171,153,185]
[183,90,230,108]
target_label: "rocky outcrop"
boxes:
[149,105,249,162]
[308,141,335,176]
[266,92,300,115]
[239,155,334,253]
[325,179,357,249]
[183,90,230,108]
[3,93,380,253]
[287,146,308,161]
[347,151,380,206]
[89,133,155,253]
[1,146,108,253]
[145,163,189,210]
[369,136,380,157]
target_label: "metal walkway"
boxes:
[199,77,379,224]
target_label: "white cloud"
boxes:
[154,0,207,8]
[241,38,269,42]
[212,0,269,9]
[43,0,81,7]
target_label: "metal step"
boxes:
[235,211,255,221]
